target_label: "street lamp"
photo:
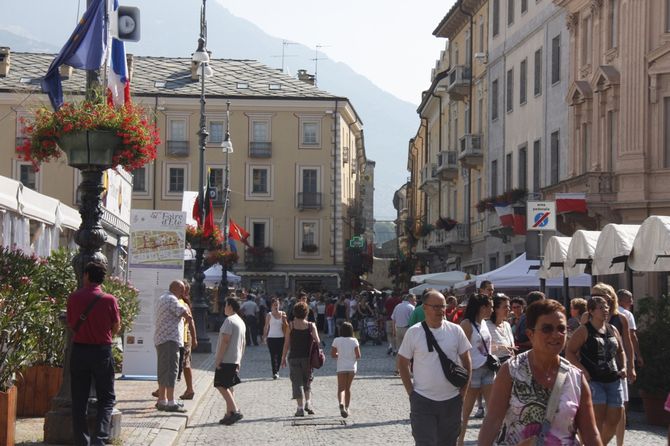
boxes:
[218,101,233,312]
[191,0,213,353]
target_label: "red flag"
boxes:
[192,174,215,237]
[513,206,527,235]
[556,193,587,214]
[229,219,250,246]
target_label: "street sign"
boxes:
[526,201,556,231]
[349,236,365,248]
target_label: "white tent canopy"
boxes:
[565,230,600,277]
[540,237,571,279]
[455,253,592,291]
[410,270,467,285]
[592,224,640,275]
[409,282,451,295]
[203,264,242,285]
[628,216,670,272]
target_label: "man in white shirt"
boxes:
[617,289,643,367]
[391,294,416,357]
[215,297,246,425]
[240,294,259,346]
[398,290,472,446]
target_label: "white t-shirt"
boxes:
[219,313,246,364]
[398,320,471,401]
[469,320,492,369]
[332,336,359,373]
[618,306,636,330]
[486,319,515,358]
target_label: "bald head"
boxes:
[423,289,445,305]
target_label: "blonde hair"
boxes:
[591,282,618,315]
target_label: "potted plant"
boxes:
[635,294,670,426]
[17,99,159,171]
[435,217,458,231]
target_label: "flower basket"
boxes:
[302,244,319,253]
[186,225,224,250]
[435,217,458,231]
[17,101,159,172]
[208,249,238,268]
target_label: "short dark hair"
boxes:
[490,293,510,324]
[464,293,492,323]
[478,280,493,292]
[226,297,241,312]
[510,297,526,308]
[298,291,308,301]
[526,291,546,307]
[293,301,309,319]
[526,299,565,330]
[84,262,106,284]
[339,321,354,337]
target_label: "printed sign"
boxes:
[526,201,556,231]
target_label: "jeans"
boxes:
[244,315,259,345]
[409,391,462,446]
[267,337,284,375]
[70,343,116,446]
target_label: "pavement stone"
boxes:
[14,333,667,445]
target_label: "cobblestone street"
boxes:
[176,336,667,446]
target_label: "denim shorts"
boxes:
[470,365,495,389]
[589,379,624,407]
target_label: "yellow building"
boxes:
[0,49,370,293]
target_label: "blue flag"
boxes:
[228,237,238,253]
[41,0,107,110]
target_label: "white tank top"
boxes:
[267,313,285,338]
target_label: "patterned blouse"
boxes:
[495,352,583,446]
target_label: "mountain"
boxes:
[0,0,418,219]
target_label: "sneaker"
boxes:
[474,407,485,418]
[163,403,187,413]
[294,407,305,417]
[222,411,243,425]
[304,405,315,415]
[339,404,348,418]
[387,346,393,355]
[155,402,168,411]
[273,373,279,380]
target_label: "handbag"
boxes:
[473,322,501,372]
[421,321,469,388]
[516,361,569,446]
[308,322,325,369]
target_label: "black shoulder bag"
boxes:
[473,322,501,372]
[421,321,469,388]
[73,293,103,333]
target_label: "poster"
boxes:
[122,210,185,378]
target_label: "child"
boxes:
[330,321,361,418]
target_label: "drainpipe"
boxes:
[422,117,429,224]
[152,94,159,210]
[431,91,443,217]
[459,1,474,241]
[332,99,339,267]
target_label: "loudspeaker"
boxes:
[110,6,141,42]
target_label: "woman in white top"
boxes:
[459,293,495,446]
[263,297,288,379]
[486,293,516,364]
[330,321,361,418]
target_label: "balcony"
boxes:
[436,151,458,181]
[486,211,513,241]
[458,134,483,168]
[249,141,272,158]
[245,247,274,271]
[429,225,470,253]
[298,192,322,210]
[447,65,472,100]
[167,140,189,157]
[419,163,439,193]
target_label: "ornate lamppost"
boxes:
[190,0,214,353]
[218,101,233,312]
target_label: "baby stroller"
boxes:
[360,317,382,345]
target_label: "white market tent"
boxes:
[409,282,450,295]
[540,236,571,279]
[204,264,242,285]
[628,216,670,272]
[410,270,467,285]
[565,230,601,277]
[592,224,640,275]
[454,253,592,291]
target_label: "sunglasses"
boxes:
[531,324,567,335]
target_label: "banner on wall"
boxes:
[121,210,185,379]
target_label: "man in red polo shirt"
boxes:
[66,262,121,446]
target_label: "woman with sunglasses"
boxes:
[566,296,626,445]
[458,293,495,446]
[479,299,601,446]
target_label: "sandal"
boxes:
[180,392,195,400]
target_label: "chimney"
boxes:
[0,47,10,77]
[126,53,134,82]
[60,64,73,79]
[297,69,315,86]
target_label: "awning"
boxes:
[540,237,571,279]
[57,203,82,230]
[592,224,640,275]
[628,216,670,271]
[410,270,467,286]
[203,264,242,285]
[565,230,600,277]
